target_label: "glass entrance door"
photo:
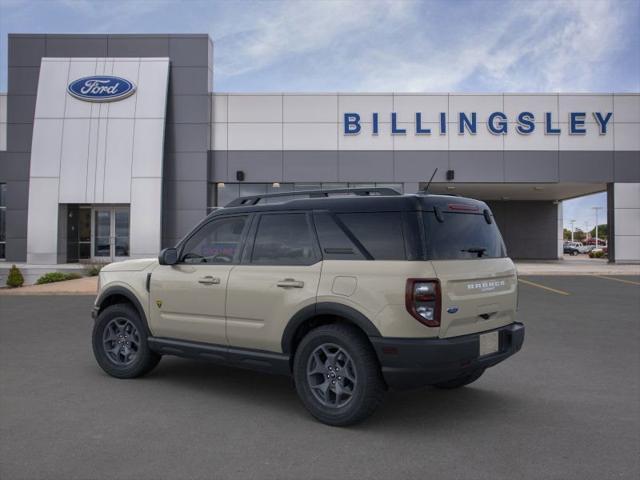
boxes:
[92,206,130,262]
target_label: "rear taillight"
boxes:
[405,279,441,327]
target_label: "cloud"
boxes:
[213,0,638,92]
[0,0,637,92]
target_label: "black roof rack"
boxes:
[225,187,401,207]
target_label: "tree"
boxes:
[573,228,586,242]
[563,228,572,240]
[589,224,607,239]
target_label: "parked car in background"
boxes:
[563,242,584,255]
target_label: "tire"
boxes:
[92,303,161,379]
[572,250,579,256]
[432,368,485,389]
[293,323,385,426]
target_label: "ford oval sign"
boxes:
[67,76,136,102]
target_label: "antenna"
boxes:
[423,168,438,193]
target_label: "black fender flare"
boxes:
[95,286,151,336]
[281,302,381,354]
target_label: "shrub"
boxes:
[85,264,104,277]
[36,272,82,285]
[589,250,606,259]
[6,264,25,288]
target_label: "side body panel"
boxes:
[226,263,322,351]
[148,264,232,345]
[317,260,440,338]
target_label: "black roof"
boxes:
[209,193,490,217]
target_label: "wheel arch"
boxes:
[95,286,151,336]
[281,302,381,356]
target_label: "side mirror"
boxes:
[159,247,178,266]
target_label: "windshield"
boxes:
[423,211,506,260]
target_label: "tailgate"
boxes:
[431,258,517,338]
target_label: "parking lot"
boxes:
[1,275,638,480]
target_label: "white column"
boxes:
[557,201,564,259]
[612,183,640,263]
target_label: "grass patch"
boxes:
[36,272,83,285]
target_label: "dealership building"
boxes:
[0,33,638,269]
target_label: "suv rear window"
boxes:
[423,211,506,259]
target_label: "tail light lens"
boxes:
[405,279,441,327]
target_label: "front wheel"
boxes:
[92,303,160,379]
[293,324,385,426]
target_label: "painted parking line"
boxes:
[518,278,571,296]
[592,275,640,286]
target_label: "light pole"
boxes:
[592,206,603,248]
[570,219,576,242]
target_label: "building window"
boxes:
[0,183,6,259]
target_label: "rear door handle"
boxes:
[198,276,221,285]
[277,278,305,288]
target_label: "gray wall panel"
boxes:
[107,35,170,57]
[7,67,40,95]
[45,36,108,57]
[559,151,614,182]
[0,153,30,181]
[5,180,29,208]
[208,151,228,182]
[338,151,394,181]
[169,36,211,67]
[614,151,640,182]
[450,151,504,182]
[488,200,559,259]
[8,36,45,67]
[169,67,210,95]
[5,237,26,262]
[165,124,209,153]
[6,95,36,124]
[394,151,448,182]
[6,124,33,153]
[228,151,283,182]
[163,180,207,211]
[166,152,209,181]
[505,151,559,182]
[283,151,338,182]
[6,208,28,239]
[167,95,210,124]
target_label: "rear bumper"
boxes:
[370,322,525,390]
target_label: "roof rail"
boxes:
[225,187,401,207]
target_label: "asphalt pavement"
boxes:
[0,275,638,480]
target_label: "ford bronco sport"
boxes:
[91,188,524,426]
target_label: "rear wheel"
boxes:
[92,304,160,379]
[432,368,485,389]
[293,324,385,426]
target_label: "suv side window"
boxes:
[251,213,319,265]
[313,212,366,260]
[337,212,406,260]
[181,215,247,264]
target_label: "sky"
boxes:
[0,0,638,227]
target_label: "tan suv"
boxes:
[91,188,524,426]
